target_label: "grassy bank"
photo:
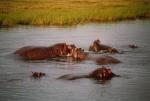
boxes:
[0,0,150,26]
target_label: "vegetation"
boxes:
[0,0,150,26]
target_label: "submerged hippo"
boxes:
[95,56,121,65]
[58,66,119,81]
[128,44,138,49]
[15,43,86,60]
[32,72,46,78]
[89,39,119,53]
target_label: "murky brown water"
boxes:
[0,20,150,101]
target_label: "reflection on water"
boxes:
[0,20,150,101]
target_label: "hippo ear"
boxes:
[95,39,100,43]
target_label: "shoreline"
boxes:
[0,18,150,28]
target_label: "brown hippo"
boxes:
[68,48,87,60]
[128,44,138,49]
[57,66,119,81]
[89,39,119,53]
[89,67,119,80]
[95,56,121,65]
[32,72,46,78]
[15,43,86,60]
[15,43,69,60]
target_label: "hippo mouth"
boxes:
[66,53,72,57]
[65,47,86,60]
[66,48,73,57]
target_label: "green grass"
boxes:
[0,0,150,26]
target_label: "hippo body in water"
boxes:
[15,43,86,60]
[95,56,121,65]
[15,43,70,60]
[89,40,119,53]
[58,67,119,81]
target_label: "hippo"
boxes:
[57,66,119,81]
[128,44,138,49]
[15,43,69,60]
[95,56,121,65]
[14,43,86,60]
[89,39,119,53]
[68,48,87,60]
[32,72,46,78]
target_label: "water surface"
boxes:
[0,20,150,101]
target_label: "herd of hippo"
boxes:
[14,39,138,82]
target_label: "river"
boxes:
[0,20,150,101]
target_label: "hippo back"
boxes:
[16,46,51,60]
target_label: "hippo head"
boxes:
[66,44,76,56]
[89,39,101,52]
[94,39,101,44]
[93,39,101,47]
[89,66,117,80]
[128,44,138,49]
[32,72,46,78]
[52,43,76,57]
[68,47,86,60]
